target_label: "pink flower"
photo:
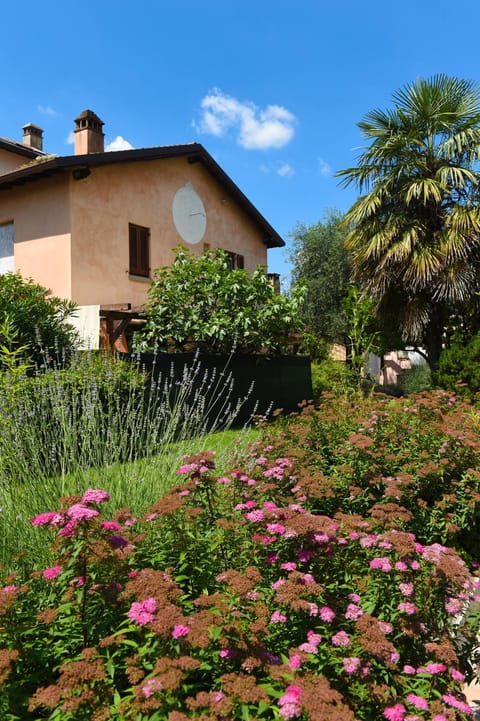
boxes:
[348,593,361,602]
[395,561,409,571]
[42,565,62,580]
[58,520,78,537]
[2,585,18,593]
[370,557,392,572]
[403,665,416,675]
[270,611,287,623]
[272,579,286,590]
[281,562,297,571]
[30,511,62,527]
[398,601,418,615]
[445,597,463,614]
[288,654,302,669]
[406,694,428,710]
[278,685,302,719]
[332,631,350,647]
[245,510,264,523]
[100,521,122,531]
[298,642,318,654]
[442,693,473,714]
[307,603,318,616]
[172,624,190,639]
[127,597,157,625]
[345,603,363,620]
[343,656,361,674]
[424,662,447,674]
[432,716,448,721]
[383,703,406,721]
[67,504,99,521]
[320,606,335,622]
[81,489,110,504]
[142,678,162,698]
[450,668,465,682]
[266,523,286,535]
[176,463,198,474]
[399,582,414,597]
[217,476,231,484]
[307,630,322,645]
[219,648,236,659]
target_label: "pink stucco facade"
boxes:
[0,151,272,308]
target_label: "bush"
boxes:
[0,272,77,368]
[133,247,305,355]
[311,359,356,400]
[0,390,479,719]
[436,332,480,399]
[398,362,433,395]
[0,448,477,720]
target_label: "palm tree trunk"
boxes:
[424,307,444,370]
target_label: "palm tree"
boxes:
[338,75,480,368]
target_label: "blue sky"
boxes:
[3,0,480,285]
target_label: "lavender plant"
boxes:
[0,350,256,574]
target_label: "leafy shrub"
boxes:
[0,448,477,720]
[398,362,433,395]
[436,332,480,399]
[0,272,77,368]
[133,247,306,355]
[310,359,356,400]
[257,392,480,564]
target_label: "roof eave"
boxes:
[0,143,285,249]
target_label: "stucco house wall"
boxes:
[0,177,72,299]
[0,148,27,174]
[69,157,268,307]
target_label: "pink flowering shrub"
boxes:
[0,392,478,720]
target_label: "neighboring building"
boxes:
[0,110,284,314]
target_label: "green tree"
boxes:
[338,75,480,369]
[289,211,351,344]
[133,247,305,354]
[0,273,77,369]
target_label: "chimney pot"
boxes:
[74,109,105,155]
[22,123,43,151]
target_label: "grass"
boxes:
[0,350,261,575]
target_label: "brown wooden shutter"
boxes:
[129,224,150,277]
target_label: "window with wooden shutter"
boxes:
[129,223,150,277]
[225,251,245,270]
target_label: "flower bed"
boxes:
[0,390,478,720]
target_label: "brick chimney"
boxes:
[22,123,43,151]
[74,109,104,155]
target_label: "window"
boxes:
[225,251,245,270]
[129,223,150,278]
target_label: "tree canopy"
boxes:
[337,74,480,368]
[289,211,351,344]
[133,248,305,355]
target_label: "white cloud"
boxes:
[66,130,75,145]
[37,104,58,117]
[277,163,295,177]
[318,157,332,177]
[195,89,296,150]
[106,136,134,151]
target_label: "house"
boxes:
[0,111,284,346]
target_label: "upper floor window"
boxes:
[225,251,245,270]
[129,223,150,278]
